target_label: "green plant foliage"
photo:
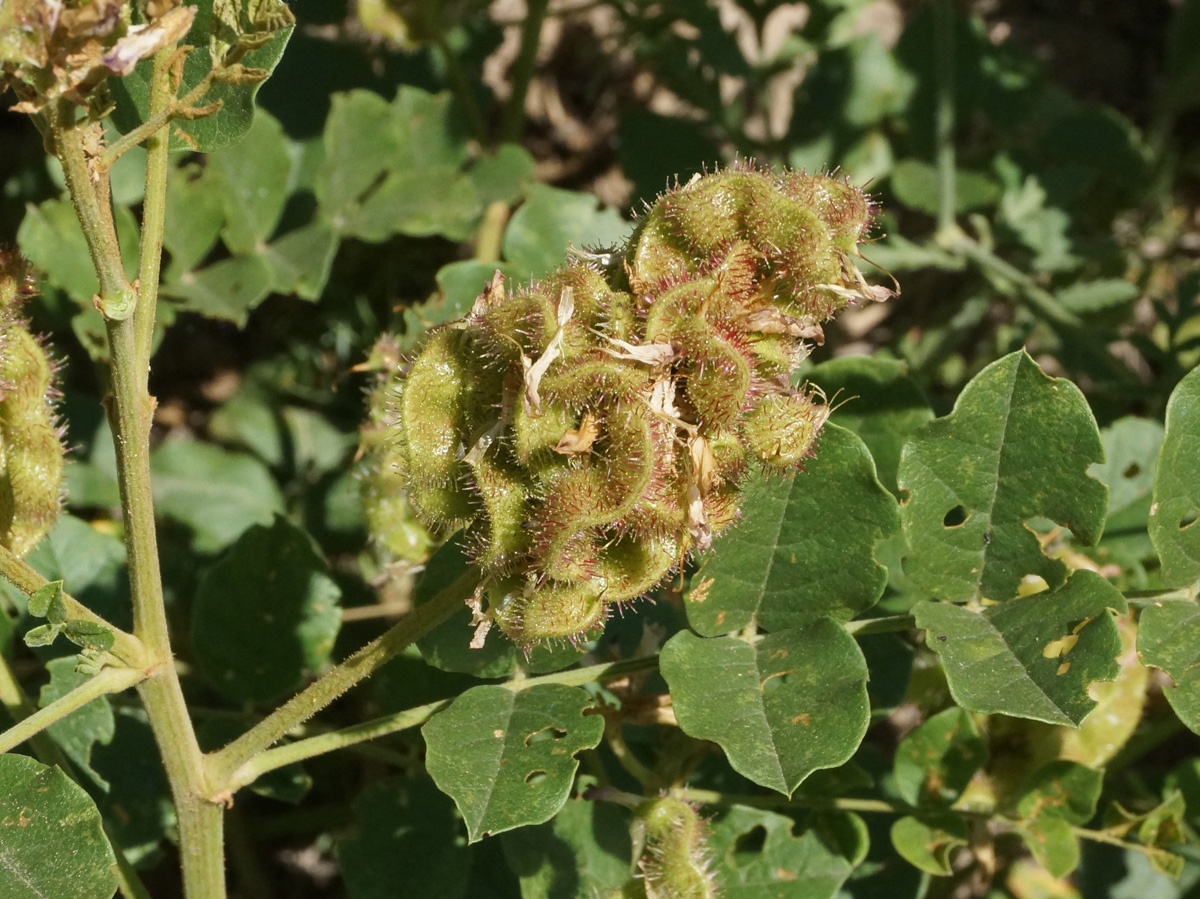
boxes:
[1149,366,1200,587]
[686,424,899,635]
[422,684,606,841]
[192,516,341,703]
[914,569,1127,725]
[661,621,869,795]
[0,754,117,899]
[890,813,969,876]
[898,350,1109,603]
[892,707,987,808]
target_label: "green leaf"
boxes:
[27,581,64,622]
[17,198,139,304]
[470,144,538,207]
[890,814,968,876]
[162,253,275,325]
[503,184,630,279]
[151,439,285,553]
[1091,416,1163,564]
[314,90,398,221]
[39,657,115,788]
[687,425,899,635]
[1056,279,1139,314]
[1016,815,1079,878]
[890,159,999,215]
[336,776,469,899]
[808,356,933,496]
[897,350,1108,603]
[206,109,292,253]
[422,684,604,841]
[913,569,1127,725]
[23,623,61,648]
[262,222,339,300]
[110,0,293,153]
[1017,760,1103,824]
[90,709,175,859]
[163,163,226,278]
[1149,365,1200,587]
[892,707,987,808]
[500,793,631,899]
[1137,599,1200,734]
[660,622,870,796]
[192,516,341,703]
[708,805,856,899]
[0,755,117,899]
[62,620,116,653]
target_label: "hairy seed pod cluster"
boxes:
[0,251,65,557]
[628,797,719,899]
[361,165,890,645]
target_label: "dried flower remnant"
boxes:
[360,165,893,646]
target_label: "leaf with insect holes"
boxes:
[898,350,1108,603]
[0,755,117,899]
[1149,365,1200,587]
[914,569,1126,726]
[892,707,987,808]
[422,684,604,841]
[661,621,869,796]
[687,424,899,636]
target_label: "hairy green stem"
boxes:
[207,570,479,790]
[0,666,145,754]
[0,545,145,666]
[134,48,176,370]
[682,787,915,815]
[228,654,659,789]
[500,0,550,143]
[97,69,218,171]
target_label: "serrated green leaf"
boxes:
[660,622,869,796]
[422,684,604,841]
[500,794,631,899]
[27,580,63,621]
[16,198,139,304]
[110,0,292,152]
[688,425,899,635]
[503,183,630,278]
[39,657,114,789]
[192,516,341,703]
[162,253,275,324]
[893,707,987,808]
[898,350,1108,603]
[151,439,285,553]
[415,537,583,677]
[914,569,1126,725]
[336,776,469,899]
[207,109,291,253]
[1150,366,1200,587]
[0,755,117,899]
[708,805,856,899]
[890,814,968,876]
[808,356,933,496]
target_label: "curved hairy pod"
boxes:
[632,797,719,899]
[0,252,64,557]
[362,165,890,645]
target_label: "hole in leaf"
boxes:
[525,770,548,786]
[898,488,911,505]
[1181,510,1199,530]
[732,825,767,867]
[1122,462,1141,479]
[524,727,568,747]
[943,505,967,528]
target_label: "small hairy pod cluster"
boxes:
[0,251,65,557]
[624,797,718,899]
[361,165,890,645]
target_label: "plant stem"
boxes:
[51,101,136,318]
[932,0,957,235]
[682,787,912,815]
[134,48,175,370]
[207,570,479,790]
[0,545,145,665]
[0,666,145,754]
[500,0,550,144]
[475,200,511,264]
[228,654,659,788]
[844,614,916,636]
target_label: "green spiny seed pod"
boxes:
[0,251,64,558]
[632,797,719,899]
[361,165,890,646]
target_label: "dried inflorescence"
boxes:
[0,251,65,557]
[361,165,892,646]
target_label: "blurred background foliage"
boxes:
[3,0,1200,896]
